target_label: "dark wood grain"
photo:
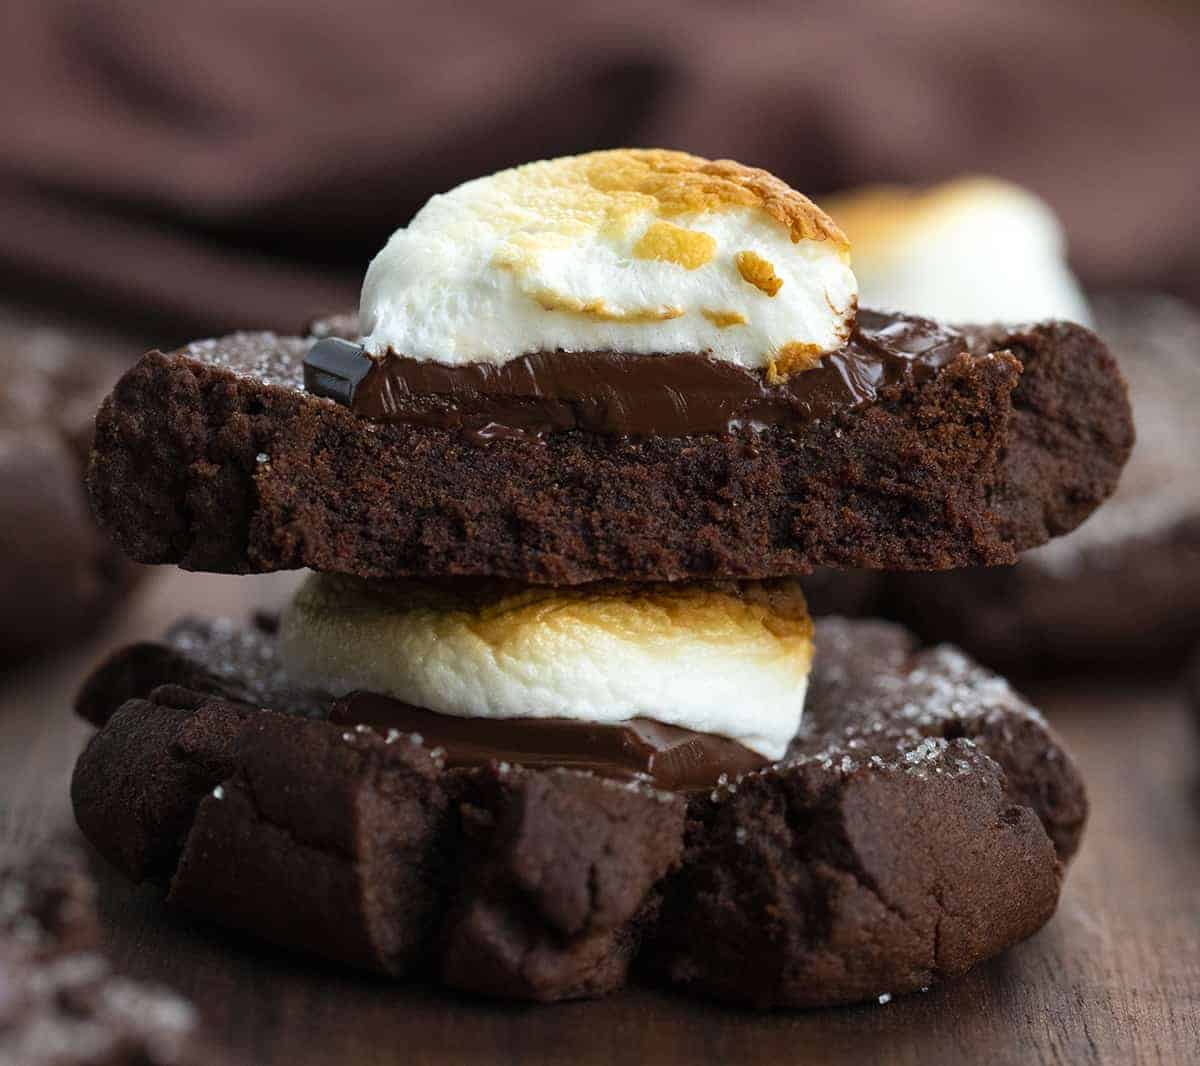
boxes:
[2,569,1198,1065]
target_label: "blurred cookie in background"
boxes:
[882,293,1199,676]
[810,180,1200,677]
[0,314,142,664]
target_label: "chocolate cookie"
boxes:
[809,294,1199,675]
[86,308,1131,585]
[71,615,1085,1007]
[0,845,219,1065]
[0,316,141,662]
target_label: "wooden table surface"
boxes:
[2,569,1198,1066]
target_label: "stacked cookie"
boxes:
[72,150,1131,1007]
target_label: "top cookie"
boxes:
[87,309,1130,584]
[86,152,1133,584]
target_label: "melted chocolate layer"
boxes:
[330,692,768,791]
[304,309,966,438]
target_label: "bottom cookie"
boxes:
[71,616,1086,1008]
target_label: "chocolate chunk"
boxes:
[299,312,972,438]
[331,692,767,791]
[71,615,1086,1007]
[87,310,1132,583]
[332,310,965,438]
[303,336,375,406]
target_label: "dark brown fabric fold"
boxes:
[2,0,1197,343]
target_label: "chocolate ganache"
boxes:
[330,692,768,792]
[304,309,967,438]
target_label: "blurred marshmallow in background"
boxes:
[824,178,1092,326]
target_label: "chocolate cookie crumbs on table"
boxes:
[0,846,223,1066]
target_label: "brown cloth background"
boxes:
[2,0,1198,346]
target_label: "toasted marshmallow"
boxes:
[279,575,814,760]
[824,177,1090,325]
[360,149,856,377]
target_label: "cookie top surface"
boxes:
[359,149,856,375]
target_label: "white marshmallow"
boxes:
[279,576,814,760]
[825,177,1091,326]
[360,149,856,375]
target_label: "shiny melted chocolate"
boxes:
[330,692,768,791]
[303,309,966,438]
